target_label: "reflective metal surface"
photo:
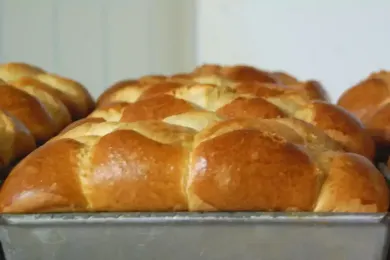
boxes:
[0,212,389,260]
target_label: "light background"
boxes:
[1,0,389,101]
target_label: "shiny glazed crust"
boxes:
[0,117,387,213]
[96,73,374,159]
[0,64,387,213]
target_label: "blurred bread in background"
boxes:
[338,70,390,163]
[0,62,95,170]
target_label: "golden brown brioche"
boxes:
[0,62,94,170]
[337,77,388,121]
[100,64,329,112]
[190,119,387,212]
[97,79,138,106]
[10,77,72,133]
[337,71,390,146]
[312,151,389,212]
[0,84,57,143]
[293,101,375,160]
[97,75,168,107]
[33,73,94,119]
[99,80,324,109]
[94,81,374,159]
[68,99,222,135]
[0,110,36,168]
[0,62,45,82]
[0,117,387,213]
[97,80,194,108]
[96,81,183,107]
[59,117,107,135]
[0,61,95,121]
[87,93,285,127]
[2,64,383,213]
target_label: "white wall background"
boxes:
[197,0,390,101]
[0,0,196,97]
[1,0,390,101]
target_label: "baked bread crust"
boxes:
[0,64,386,213]
[0,62,95,168]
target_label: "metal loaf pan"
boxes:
[0,212,389,260]
[0,164,389,260]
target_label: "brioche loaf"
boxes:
[0,64,387,213]
[97,66,374,160]
[0,62,95,169]
[0,116,387,213]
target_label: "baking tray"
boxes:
[0,163,389,260]
[0,212,389,260]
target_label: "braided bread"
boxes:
[0,62,95,168]
[0,116,387,213]
[97,72,374,160]
[0,64,387,213]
